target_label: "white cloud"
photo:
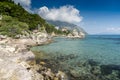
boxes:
[13,0,32,12]
[37,5,83,23]
[12,1,83,23]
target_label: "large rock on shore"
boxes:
[0,43,35,80]
[7,31,50,46]
[0,59,33,80]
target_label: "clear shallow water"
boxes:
[32,35,120,65]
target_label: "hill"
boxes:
[0,0,61,37]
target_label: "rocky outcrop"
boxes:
[0,42,35,80]
[0,35,36,80]
[67,29,85,38]
[51,32,56,37]
[15,31,51,46]
[0,33,68,80]
[0,60,33,80]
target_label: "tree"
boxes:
[18,3,20,6]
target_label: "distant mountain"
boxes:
[47,20,87,34]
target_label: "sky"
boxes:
[13,0,120,34]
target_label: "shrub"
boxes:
[0,15,29,37]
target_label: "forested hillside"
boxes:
[0,0,62,37]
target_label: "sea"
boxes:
[31,35,120,79]
[32,35,120,65]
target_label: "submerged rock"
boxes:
[56,71,68,80]
[44,68,55,80]
[33,72,44,80]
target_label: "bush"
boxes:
[0,15,29,37]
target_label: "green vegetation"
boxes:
[0,0,46,30]
[44,23,63,34]
[0,0,64,37]
[0,15,28,37]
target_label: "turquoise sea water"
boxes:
[32,35,120,65]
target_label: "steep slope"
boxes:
[0,0,59,35]
[0,0,45,30]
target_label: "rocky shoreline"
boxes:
[0,32,68,80]
[1,31,120,80]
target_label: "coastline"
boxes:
[0,33,68,80]
[1,34,120,80]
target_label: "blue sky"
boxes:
[14,0,120,34]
